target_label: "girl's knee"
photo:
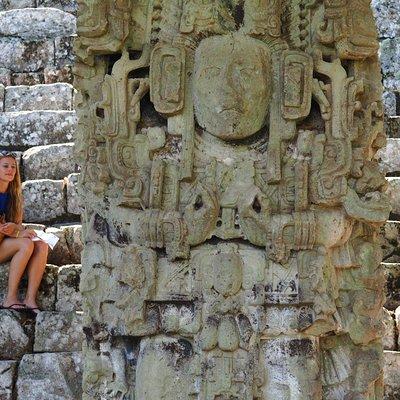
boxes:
[19,238,34,254]
[34,240,49,256]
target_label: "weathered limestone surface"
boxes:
[44,65,73,84]
[386,117,400,138]
[386,178,400,215]
[62,225,82,263]
[54,36,75,68]
[383,308,397,350]
[0,111,76,148]
[372,0,400,39]
[16,352,82,400]
[22,179,65,222]
[37,0,77,14]
[376,139,400,174]
[0,263,58,311]
[66,173,81,215]
[0,8,76,40]
[34,311,83,352]
[0,0,35,11]
[46,226,82,265]
[383,91,397,116]
[381,221,400,263]
[384,351,400,400]
[12,71,42,86]
[0,311,34,360]
[0,37,54,72]
[76,0,391,398]
[5,83,74,112]
[380,38,400,92]
[22,143,76,181]
[0,67,11,86]
[383,263,400,311]
[0,360,17,400]
[56,264,81,312]
[395,307,400,349]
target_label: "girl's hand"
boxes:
[20,229,36,239]
[0,222,18,236]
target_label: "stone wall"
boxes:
[0,0,398,399]
[0,1,83,399]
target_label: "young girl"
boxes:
[0,151,48,313]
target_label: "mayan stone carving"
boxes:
[75,0,390,398]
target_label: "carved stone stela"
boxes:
[75,1,390,398]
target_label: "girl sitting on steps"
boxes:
[0,151,48,314]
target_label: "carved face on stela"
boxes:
[193,33,272,141]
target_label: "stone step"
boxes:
[0,360,17,400]
[0,1,78,14]
[1,261,81,312]
[16,352,82,400]
[23,178,66,223]
[371,0,400,40]
[0,33,74,86]
[383,263,400,311]
[0,263,58,311]
[386,177,400,215]
[380,37,400,93]
[383,308,398,351]
[0,8,75,40]
[4,83,74,112]
[34,311,83,352]
[376,138,400,175]
[22,174,81,223]
[0,310,35,360]
[56,264,81,312]
[65,172,82,215]
[384,350,400,400]
[47,224,82,266]
[0,110,76,148]
[37,1,77,15]
[22,143,77,181]
[0,1,35,11]
[0,37,54,73]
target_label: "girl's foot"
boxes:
[23,300,41,314]
[2,298,25,309]
[0,303,26,310]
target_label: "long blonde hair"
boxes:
[0,154,23,224]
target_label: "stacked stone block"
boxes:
[372,1,400,399]
[0,2,82,399]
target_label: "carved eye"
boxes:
[194,195,203,210]
[252,197,261,214]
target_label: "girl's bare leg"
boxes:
[0,238,34,308]
[23,241,48,309]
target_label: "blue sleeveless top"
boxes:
[0,193,10,217]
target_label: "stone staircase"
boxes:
[0,2,83,399]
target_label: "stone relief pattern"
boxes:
[75,1,390,399]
